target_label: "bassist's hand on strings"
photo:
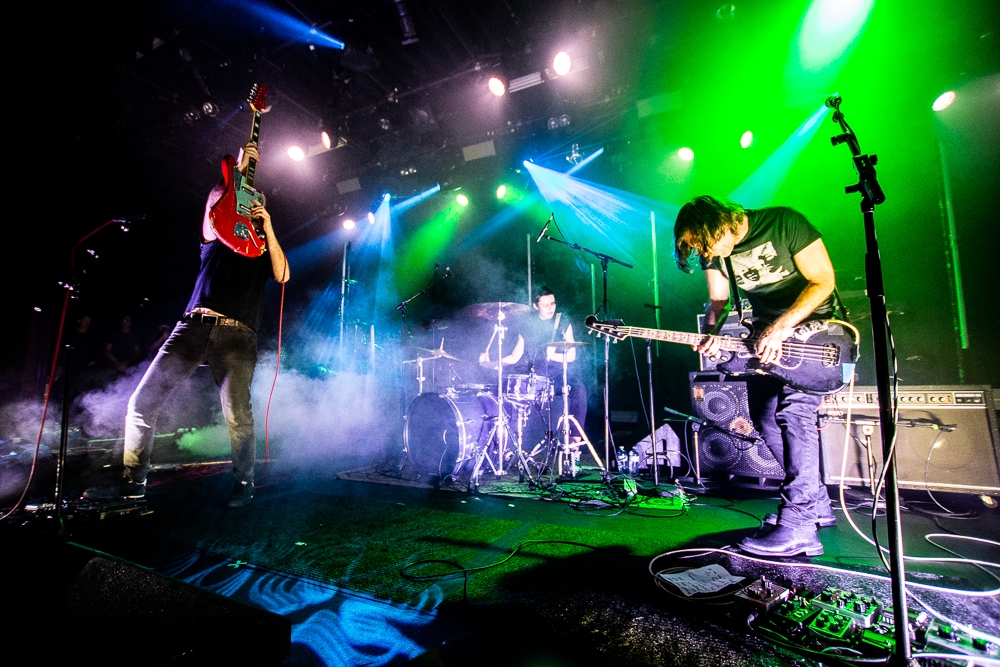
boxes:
[756,323,792,365]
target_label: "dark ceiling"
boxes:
[46,0,663,237]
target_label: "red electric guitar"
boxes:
[208,83,270,257]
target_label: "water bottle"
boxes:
[616,447,628,474]
[627,447,639,476]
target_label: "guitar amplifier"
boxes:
[689,372,785,483]
[696,301,751,372]
[819,385,1000,495]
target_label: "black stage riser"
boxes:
[0,532,291,667]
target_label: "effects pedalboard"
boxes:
[733,576,1000,665]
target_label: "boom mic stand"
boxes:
[537,215,632,479]
[827,95,914,666]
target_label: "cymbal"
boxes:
[406,346,466,362]
[461,301,531,319]
[545,341,591,349]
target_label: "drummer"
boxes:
[479,286,588,440]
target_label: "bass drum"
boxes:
[403,391,498,481]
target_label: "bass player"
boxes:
[673,195,839,557]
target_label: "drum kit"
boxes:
[401,302,599,488]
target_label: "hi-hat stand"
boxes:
[547,341,604,478]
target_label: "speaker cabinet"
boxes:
[689,372,785,482]
[819,385,1000,495]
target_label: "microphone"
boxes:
[825,95,842,109]
[535,214,553,242]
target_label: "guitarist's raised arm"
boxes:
[252,199,290,283]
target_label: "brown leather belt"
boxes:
[182,312,251,329]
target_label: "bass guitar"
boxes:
[209,83,269,258]
[585,315,860,395]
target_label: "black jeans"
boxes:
[123,320,258,484]
[745,376,829,528]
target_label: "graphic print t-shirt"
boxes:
[705,207,834,323]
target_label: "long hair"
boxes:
[673,195,745,272]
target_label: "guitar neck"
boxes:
[617,326,750,352]
[244,110,262,187]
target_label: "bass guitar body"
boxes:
[712,319,859,395]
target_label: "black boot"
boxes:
[738,525,823,557]
[764,506,837,529]
[226,480,254,508]
[83,476,146,500]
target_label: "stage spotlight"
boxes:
[547,117,559,131]
[488,76,506,97]
[496,184,507,199]
[288,146,306,161]
[368,212,376,224]
[678,147,695,161]
[740,131,754,148]
[343,219,356,230]
[456,194,469,207]
[321,131,332,150]
[559,114,571,127]
[932,91,956,111]
[201,101,219,118]
[552,51,572,76]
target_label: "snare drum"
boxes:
[504,373,553,404]
[403,391,498,480]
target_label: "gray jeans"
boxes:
[123,319,258,484]
[746,376,829,528]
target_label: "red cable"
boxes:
[260,281,285,474]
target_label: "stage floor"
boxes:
[4,444,1000,667]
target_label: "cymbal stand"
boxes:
[554,351,605,478]
[470,305,517,487]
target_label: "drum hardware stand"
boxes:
[550,342,604,479]
[469,303,541,490]
[537,216,631,481]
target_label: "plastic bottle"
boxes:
[627,447,639,475]
[616,447,628,474]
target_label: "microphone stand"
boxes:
[392,269,453,422]
[828,96,914,667]
[538,222,632,480]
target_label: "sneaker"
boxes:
[226,480,254,509]
[83,478,146,500]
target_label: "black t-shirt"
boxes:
[705,207,834,323]
[512,313,573,378]
[185,239,272,331]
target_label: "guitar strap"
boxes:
[723,257,744,322]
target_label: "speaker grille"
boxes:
[690,373,784,480]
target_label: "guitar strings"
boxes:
[616,327,839,363]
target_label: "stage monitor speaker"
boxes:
[0,531,292,666]
[689,372,785,482]
[819,385,1000,495]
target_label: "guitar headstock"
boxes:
[248,83,270,113]
[585,315,628,341]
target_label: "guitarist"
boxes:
[674,195,837,558]
[85,141,289,509]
